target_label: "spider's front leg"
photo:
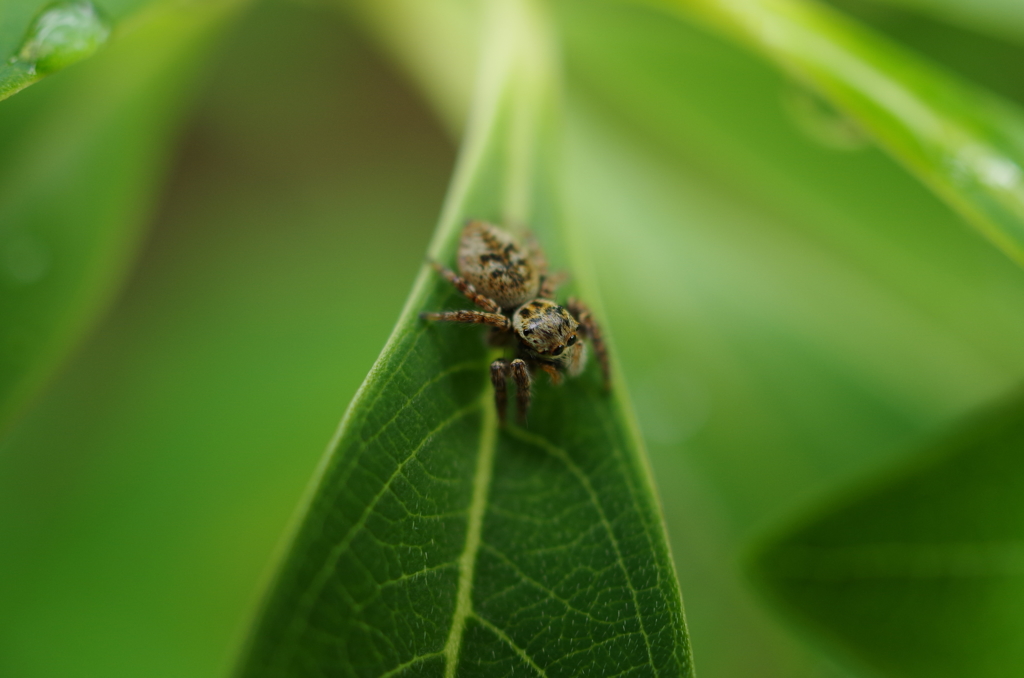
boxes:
[419,310,511,331]
[567,297,610,389]
[428,261,502,313]
[510,358,531,424]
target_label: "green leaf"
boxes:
[820,0,1024,114]
[0,0,243,430]
[752,388,1024,677]
[343,3,1024,675]
[640,0,1024,268]
[235,1,693,676]
[0,0,218,101]
[841,0,1024,45]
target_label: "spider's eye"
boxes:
[567,335,577,346]
[552,345,564,356]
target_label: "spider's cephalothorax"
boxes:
[513,299,586,377]
[420,220,609,425]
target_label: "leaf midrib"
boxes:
[440,403,662,677]
[443,396,498,676]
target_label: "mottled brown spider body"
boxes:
[512,299,585,376]
[457,220,540,308]
[421,220,609,424]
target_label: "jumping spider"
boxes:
[420,220,610,424]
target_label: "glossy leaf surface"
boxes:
[754,389,1024,677]
[645,0,1024,268]
[236,1,692,676]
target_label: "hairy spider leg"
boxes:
[419,310,511,331]
[429,261,501,313]
[510,358,532,424]
[568,297,610,389]
[490,359,510,425]
[538,271,568,299]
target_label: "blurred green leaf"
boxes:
[841,0,1024,45]
[753,388,1024,678]
[0,0,208,100]
[342,0,481,133]
[0,0,243,431]
[640,0,1024,268]
[236,0,693,676]
[552,0,1024,675]
[822,0,1024,112]
[610,0,1024,672]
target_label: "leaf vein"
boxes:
[275,399,482,668]
[505,426,660,676]
[376,652,444,678]
[308,357,479,545]
[480,542,621,627]
[472,613,550,678]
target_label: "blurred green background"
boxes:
[3,0,1024,676]
[0,3,452,675]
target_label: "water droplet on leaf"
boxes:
[0,1,110,100]
[18,1,111,75]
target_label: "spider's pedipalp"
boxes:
[491,359,510,425]
[533,360,562,385]
[510,358,531,424]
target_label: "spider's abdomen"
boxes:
[457,221,540,309]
